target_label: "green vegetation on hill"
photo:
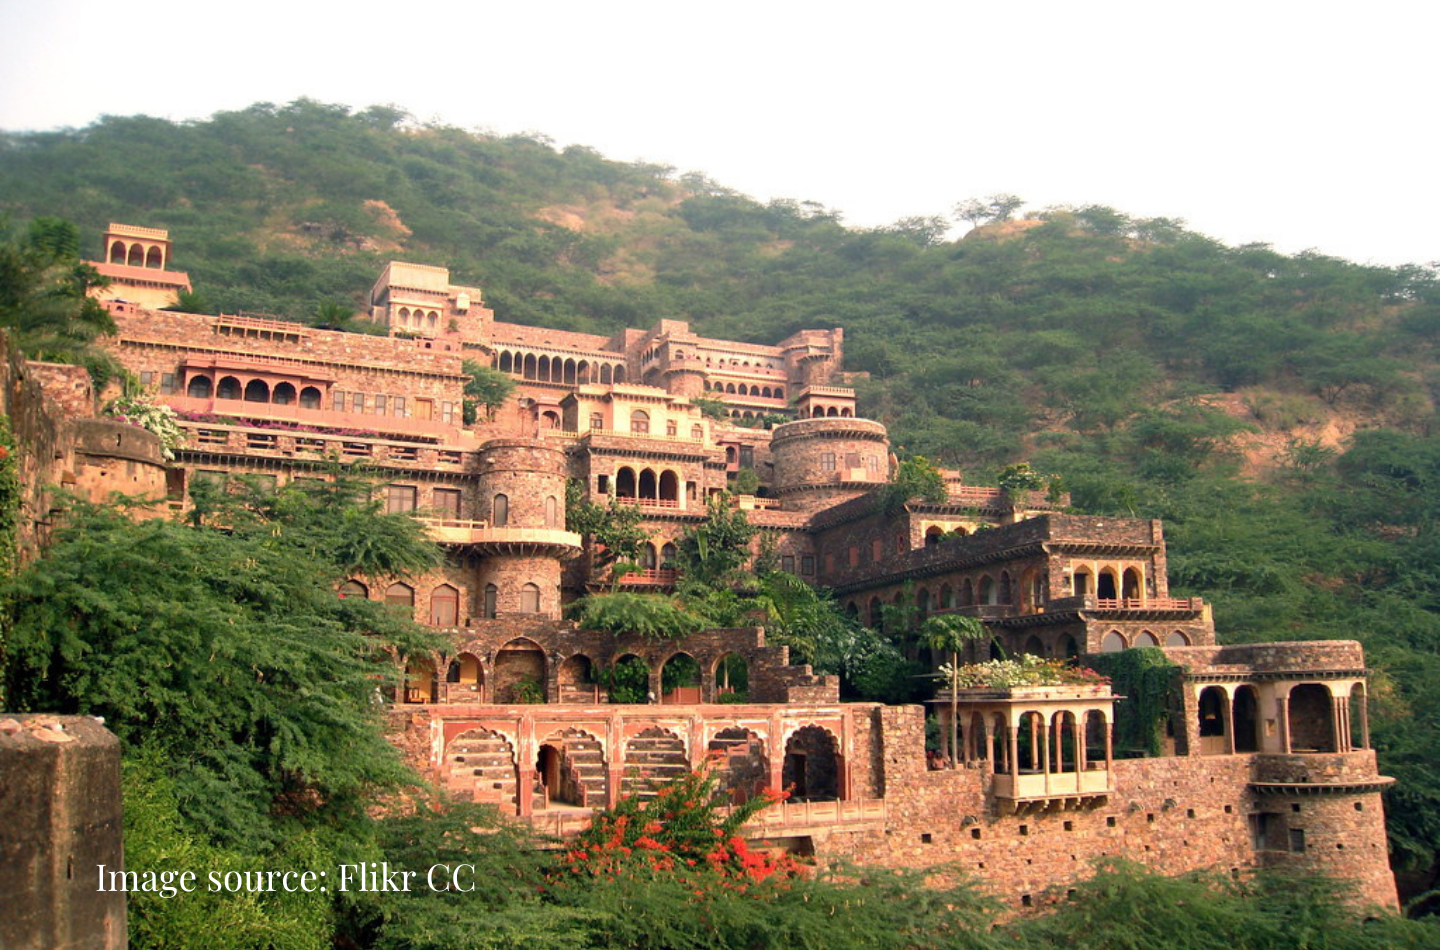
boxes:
[3,99,1440,917]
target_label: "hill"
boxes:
[2,99,1440,904]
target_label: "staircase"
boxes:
[622,729,690,800]
[446,732,517,806]
[559,733,608,806]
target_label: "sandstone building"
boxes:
[30,227,1398,909]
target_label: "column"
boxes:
[1278,694,1291,755]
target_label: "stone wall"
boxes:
[0,715,126,950]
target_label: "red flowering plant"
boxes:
[555,759,801,890]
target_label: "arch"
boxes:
[613,365,625,384]
[385,582,415,609]
[1021,568,1045,614]
[109,240,125,264]
[404,655,436,704]
[444,728,516,805]
[1097,569,1119,601]
[519,582,541,615]
[999,571,1013,605]
[1018,711,1046,772]
[660,542,678,567]
[217,376,241,400]
[660,652,701,704]
[658,470,679,503]
[1101,630,1127,653]
[499,351,513,373]
[1072,567,1093,600]
[915,586,931,620]
[577,360,590,383]
[563,358,576,384]
[774,388,784,400]
[1349,683,1370,750]
[430,584,459,626]
[925,526,944,547]
[725,383,736,394]
[398,307,411,325]
[538,355,551,382]
[1059,634,1080,658]
[1084,709,1109,769]
[783,725,840,802]
[737,383,749,396]
[272,382,296,405]
[606,654,652,704]
[339,579,368,599]
[541,410,560,429]
[1023,635,1046,656]
[630,409,650,435]
[1288,684,1336,753]
[1233,685,1260,753]
[447,652,484,700]
[639,542,658,570]
[127,245,144,266]
[1133,630,1159,648]
[145,246,162,268]
[186,375,213,399]
[483,583,498,619]
[1198,685,1229,753]
[841,408,852,417]
[299,386,322,409]
[615,467,637,498]
[557,654,597,702]
[714,653,748,701]
[1122,568,1142,601]
[544,495,559,528]
[244,379,270,403]
[638,468,658,501]
[495,638,547,704]
[978,575,997,605]
[1166,630,1191,647]
[621,726,686,797]
[492,493,509,526]
[991,712,1010,773]
[1051,710,1079,772]
[691,424,703,440]
[523,353,537,380]
[600,364,612,384]
[939,583,954,609]
[960,578,974,606]
[708,727,767,803]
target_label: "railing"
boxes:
[734,798,886,827]
[586,428,705,445]
[945,486,1006,505]
[613,495,682,509]
[1090,597,1202,611]
[216,313,311,334]
[621,568,680,585]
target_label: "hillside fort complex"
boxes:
[2,225,1399,927]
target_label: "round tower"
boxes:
[769,417,890,514]
[471,439,581,619]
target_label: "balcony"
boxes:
[414,519,582,555]
[992,766,1112,803]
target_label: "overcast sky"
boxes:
[2,0,1435,267]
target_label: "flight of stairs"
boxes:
[622,729,689,800]
[446,731,517,806]
[558,732,607,807]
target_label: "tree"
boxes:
[874,455,948,514]
[163,288,215,315]
[675,492,754,590]
[954,194,1024,228]
[566,591,704,641]
[461,359,515,423]
[921,614,990,766]
[0,216,119,385]
[1,476,442,851]
[566,479,649,572]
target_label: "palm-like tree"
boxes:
[921,614,990,767]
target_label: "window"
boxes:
[782,555,796,573]
[872,539,884,562]
[333,390,348,412]
[801,556,815,576]
[140,371,154,386]
[739,446,754,467]
[385,583,415,608]
[591,413,604,431]
[386,485,417,514]
[393,396,406,417]
[848,546,859,568]
[691,425,703,440]
[441,401,459,425]
[374,394,387,415]
[630,410,650,434]
[821,452,836,472]
[519,583,541,614]
[666,420,678,436]
[544,495,559,528]
[430,585,459,626]
[492,494,509,526]
[434,488,462,520]
[339,580,368,599]
[845,452,861,469]
[483,584,498,619]
[866,455,878,473]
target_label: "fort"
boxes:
[4,224,1399,920]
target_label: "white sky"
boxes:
[1,0,1435,267]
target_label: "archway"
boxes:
[403,655,436,704]
[446,652,484,701]
[1101,630,1126,653]
[299,386,321,409]
[272,382,296,405]
[558,654,598,703]
[622,726,687,799]
[1166,630,1191,647]
[1023,635,1045,656]
[708,728,768,803]
[615,467,637,499]
[494,638,547,704]
[217,376,241,400]
[244,379,270,403]
[1233,685,1260,753]
[1198,686,1229,754]
[1072,568,1092,600]
[537,728,606,806]
[385,582,415,612]
[782,725,840,802]
[1288,684,1336,753]
[339,579,368,599]
[430,584,459,626]
[186,375,213,399]
[660,652,701,704]
[1122,568,1142,601]
[605,654,651,704]
[659,470,679,504]
[714,653,748,702]
[1134,630,1159,647]
[1097,569,1118,600]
